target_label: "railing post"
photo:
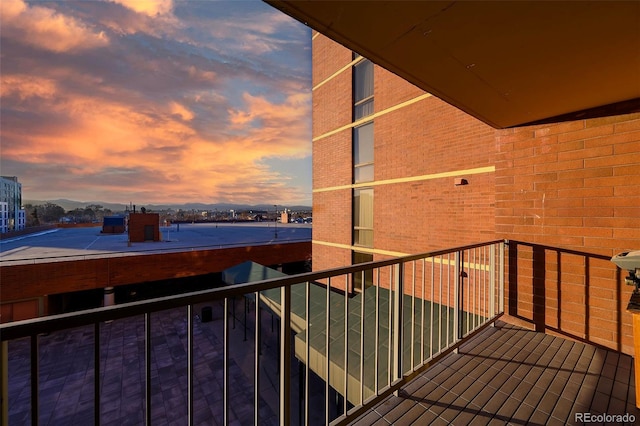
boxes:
[393,262,404,391]
[30,334,38,426]
[1,341,8,426]
[500,241,505,313]
[145,313,152,426]
[187,305,194,426]
[94,323,101,425]
[490,244,496,323]
[325,277,331,423]
[255,292,262,426]
[343,274,349,414]
[304,283,310,426]
[223,298,229,426]
[280,285,291,425]
[454,251,461,348]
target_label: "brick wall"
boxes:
[496,113,640,354]
[312,36,497,290]
[312,35,640,354]
[373,95,496,254]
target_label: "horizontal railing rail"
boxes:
[0,239,505,426]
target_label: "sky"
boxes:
[0,0,312,206]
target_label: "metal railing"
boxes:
[0,240,505,425]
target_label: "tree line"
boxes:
[23,203,114,226]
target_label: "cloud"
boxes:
[109,0,173,17]
[0,1,312,206]
[0,75,58,101]
[2,83,311,204]
[0,0,109,53]
[170,102,195,121]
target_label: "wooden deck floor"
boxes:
[352,321,640,425]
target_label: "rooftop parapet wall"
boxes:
[0,241,311,305]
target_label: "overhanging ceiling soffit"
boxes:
[266,1,640,128]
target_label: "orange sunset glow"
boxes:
[0,0,312,206]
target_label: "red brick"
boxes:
[313,36,639,355]
[556,124,614,143]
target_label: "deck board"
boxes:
[350,321,640,425]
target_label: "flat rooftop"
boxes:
[0,222,311,264]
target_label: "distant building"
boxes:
[0,202,8,233]
[0,176,25,233]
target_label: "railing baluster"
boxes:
[392,262,404,389]
[359,271,365,405]
[187,304,193,426]
[482,246,486,324]
[469,249,473,334]
[420,258,425,365]
[454,251,460,343]
[280,285,291,425]
[325,277,330,424]
[446,253,450,348]
[374,268,379,396]
[343,274,349,416]
[490,244,496,319]
[430,257,435,359]
[387,267,392,388]
[94,322,100,426]
[500,242,505,313]
[438,255,442,353]
[223,298,229,426]
[145,313,151,425]
[411,261,415,372]
[304,283,310,426]
[30,334,38,426]
[2,341,9,426]
[472,249,476,331]
[255,291,261,426]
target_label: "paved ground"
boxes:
[8,299,285,426]
[0,222,311,264]
[7,292,338,426]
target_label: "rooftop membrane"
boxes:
[0,222,311,264]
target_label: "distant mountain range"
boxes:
[24,199,312,213]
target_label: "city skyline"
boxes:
[0,0,312,206]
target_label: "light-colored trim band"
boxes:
[312,240,409,257]
[312,31,320,41]
[312,93,432,142]
[313,166,496,193]
[312,240,492,270]
[312,56,365,92]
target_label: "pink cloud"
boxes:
[109,0,173,17]
[1,75,58,101]
[2,82,311,204]
[0,1,312,206]
[1,0,109,53]
[228,92,311,157]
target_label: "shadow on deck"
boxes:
[352,320,640,425]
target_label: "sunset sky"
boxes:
[0,0,312,206]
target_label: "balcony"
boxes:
[1,240,638,425]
